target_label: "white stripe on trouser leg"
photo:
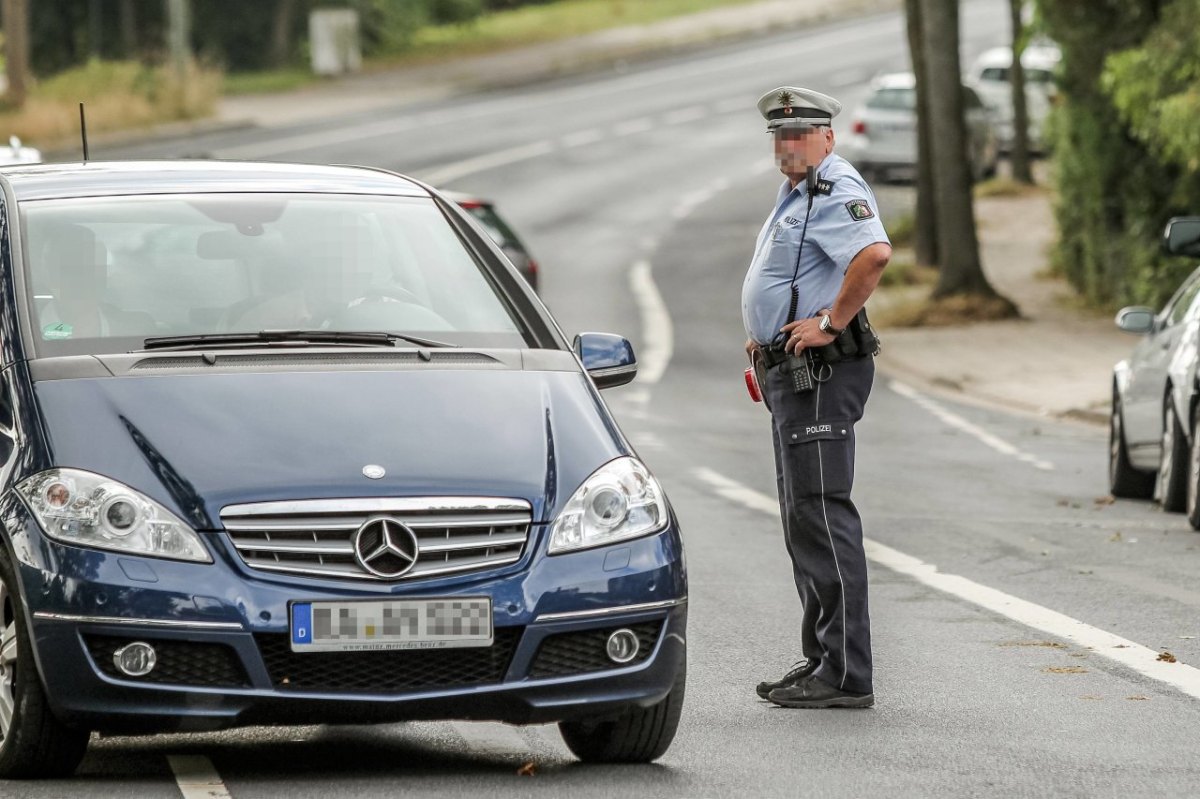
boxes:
[814,381,850,690]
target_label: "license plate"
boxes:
[290,597,493,652]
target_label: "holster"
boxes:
[811,308,881,364]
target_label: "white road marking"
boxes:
[890,380,1055,471]
[613,117,654,137]
[713,96,749,114]
[671,178,730,221]
[419,139,555,185]
[168,755,232,799]
[560,128,605,148]
[691,468,1200,701]
[629,260,674,385]
[449,721,532,755]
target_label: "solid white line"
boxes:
[890,380,1055,471]
[691,468,1200,701]
[629,260,674,385]
[419,139,555,185]
[168,755,232,799]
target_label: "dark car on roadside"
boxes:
[0,161,686,777]
[443,191,539,292]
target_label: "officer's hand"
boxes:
[745,339,759,362]
[780,318,834,354]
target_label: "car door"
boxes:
[1123,267,1200,448]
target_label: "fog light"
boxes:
[112,641,157,677]
[605,629,640,664]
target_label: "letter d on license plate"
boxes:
[290,597,493,652]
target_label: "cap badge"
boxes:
[777,90,794,107]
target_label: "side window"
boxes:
[1166,272,1200,325]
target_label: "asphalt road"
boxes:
[11,2,1200,796]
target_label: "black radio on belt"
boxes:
[785,351,814,394]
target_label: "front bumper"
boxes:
[7,499,687,733]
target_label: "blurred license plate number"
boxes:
[290,598,492,652]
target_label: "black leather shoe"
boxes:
[768,676,874,709]
[755,660,817,700]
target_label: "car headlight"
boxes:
[16,469,211,563]
[548,457,669,554]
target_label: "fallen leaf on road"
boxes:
[1180,636,1196,640]
[1000,640,1066,648]
[1157,651,1178,663]
[517,762,537,777]
[1094,495,1115,506]
[1080,695,1103,700]
[1056,499,1069,507]
[1043,666,1088,674]
[1127,696,1149,701]
[1109,532,1122,542]
[1114,645,1129,649]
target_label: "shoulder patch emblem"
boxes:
[845,199,874,221]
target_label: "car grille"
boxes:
[221,497,532,582]
[254,628,522,692]
[528,622,662,678]
[84,635,249,688]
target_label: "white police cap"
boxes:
[757,86,842,130]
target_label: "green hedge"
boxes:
[1042,0,1200,309]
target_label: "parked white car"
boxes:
[842,72,999,184]
[966,44,1060,153]
[1110,217,1200,527]
[0,136,41,166]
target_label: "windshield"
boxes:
[20,193,527,356]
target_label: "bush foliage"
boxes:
[1042,0,1200,308]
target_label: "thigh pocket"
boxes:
[784,419,853,498]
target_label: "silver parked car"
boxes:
[842,72,999,184]
[1110,217,1200,527]
[966,44,1060,154]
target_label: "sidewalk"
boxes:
[876,188,1129,425]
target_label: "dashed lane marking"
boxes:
[168,754,232,799]
[692,468,1200,701]
[890,380,1055,471]
[420,139,555,185]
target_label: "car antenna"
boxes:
[79,103,90,162]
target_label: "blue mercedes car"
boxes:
[0,161,686,777]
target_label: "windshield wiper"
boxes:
[141,330,458,351]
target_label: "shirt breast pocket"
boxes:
[764,221,805,274]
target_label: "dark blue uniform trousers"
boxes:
[764,355,874,695]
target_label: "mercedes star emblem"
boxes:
[353,517,419,579]
[362,464,386,479]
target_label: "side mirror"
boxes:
[574,332,637,389]
[1163,217,1200,257]
[1114,306,1155,335]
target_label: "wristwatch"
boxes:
[819,314,844,336]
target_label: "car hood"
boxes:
[30,367,627,529]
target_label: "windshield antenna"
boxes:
[79,103,90,162]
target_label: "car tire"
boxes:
[1187,401,1200,530]
[1109,392,1154,499]
[0,545,89,779]
[1158,399,1189,513]
[558,657,685,764]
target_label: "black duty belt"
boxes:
[761,309,881,369]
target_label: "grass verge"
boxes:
[0,60,219,145]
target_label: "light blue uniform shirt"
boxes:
[741,153,889,345]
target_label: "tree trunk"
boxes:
[919,0,997,299]
[119,0,138,58]
[271,0,297,67]
[1008,0,1033,183]
[904,0,938,267]
[2,0,29,108]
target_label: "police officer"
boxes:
[744,87,891,709]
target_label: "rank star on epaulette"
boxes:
[814,179,835,196]
[845,199,874,221]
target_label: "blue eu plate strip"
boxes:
[291,603,312,645]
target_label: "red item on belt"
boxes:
[745,367,763,403]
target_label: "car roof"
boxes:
[0,160,431,202]
[870,72,916,90]
[970,45,1061,72]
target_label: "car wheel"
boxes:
[1188,402,1200,530]
[1157,399,1189,513]
[1109,392,1154,499]
[0,546,89,779]
[558,657,685,763]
